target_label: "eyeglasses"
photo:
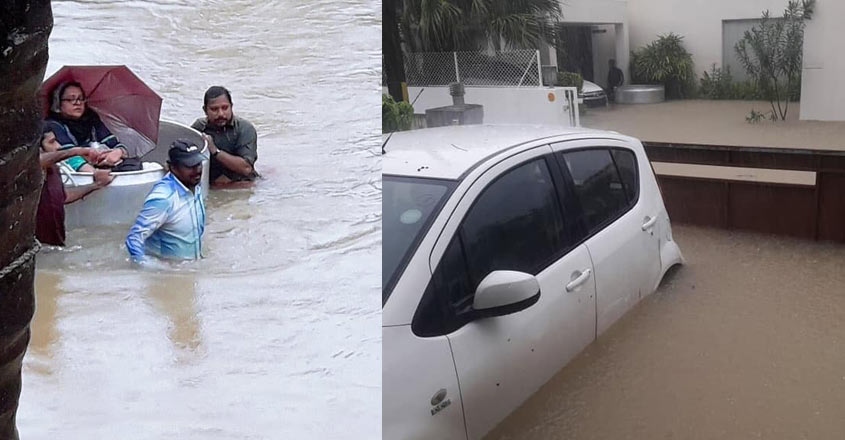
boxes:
[61,97,87,104]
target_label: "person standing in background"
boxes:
[607,58,624,103]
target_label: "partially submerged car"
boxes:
[580,79,608,107]
[383,124,683,439]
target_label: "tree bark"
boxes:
[383,0,406,102]
[0,2,53,439]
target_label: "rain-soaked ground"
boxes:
[487,224,845,439]
[19,1,381,439]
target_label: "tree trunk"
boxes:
[383,0,406,102]
[0,2,53,439]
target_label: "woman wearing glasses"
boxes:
[44,81,128,171]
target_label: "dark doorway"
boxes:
[556,25,594,82]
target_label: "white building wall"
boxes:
[626,0,784,77]
[555,0,843,121]
[593,25,618,88]
[559,0,630,86]
[561,0,627,23]
[799,0,845,121]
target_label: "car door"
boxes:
[613,144,663,295]
[413,146,596,440]
[553,140,661,336]
[383,326,466,440]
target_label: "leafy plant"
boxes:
[746,110,764,123]
[735,0,814,120]
[383,94,414,133]
[699,64,735,99]
[698,64,769,100]
[746,109,777,123]
[557,71,583,92]
[400,0,562,53]
[732,80,766,100]
[630,33,695,99]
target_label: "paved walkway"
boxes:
[580,100,845,151]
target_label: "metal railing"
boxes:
[404,50,543,88]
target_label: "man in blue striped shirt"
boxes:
[126,139,206,262]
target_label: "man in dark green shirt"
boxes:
[191,86,259,184]
[607,58,625,103]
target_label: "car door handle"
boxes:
[566,269,592,292]
[642,216,657,231]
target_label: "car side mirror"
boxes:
[469,270,540,320]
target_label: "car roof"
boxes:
[382,124,623,179]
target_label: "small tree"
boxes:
[630,33,695,99]
[382,94,414,133]
[699,64,734,100]
[735,0,815,121]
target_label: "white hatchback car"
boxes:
[383,125,683,440]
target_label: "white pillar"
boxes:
[538,39,558,68]
[615,22,630,85]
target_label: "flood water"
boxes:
[20,1,381,439]
[488,224,845,439]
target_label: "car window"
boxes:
[561,149,629,233]
[460,158,567,287]
[412,235,474,337]
[611,148,639,203]
[383,176,456,305]
[413,158,568,337]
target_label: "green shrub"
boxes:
[699,64,734,99]
[557,71,583,92]
[698,64,776,100]
[631,33,696,99]
[746,109,777,123]
[382,94,414,133]
[733,81,766,100]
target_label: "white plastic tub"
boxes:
[63,120,209,229]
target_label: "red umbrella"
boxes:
[39,65,162,157]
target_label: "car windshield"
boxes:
[383,175,455,306]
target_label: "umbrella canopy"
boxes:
[40,65,163,158]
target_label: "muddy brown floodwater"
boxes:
[581,100,845,151]
[488,224,845,440]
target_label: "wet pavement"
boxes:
[488,224,845,439]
